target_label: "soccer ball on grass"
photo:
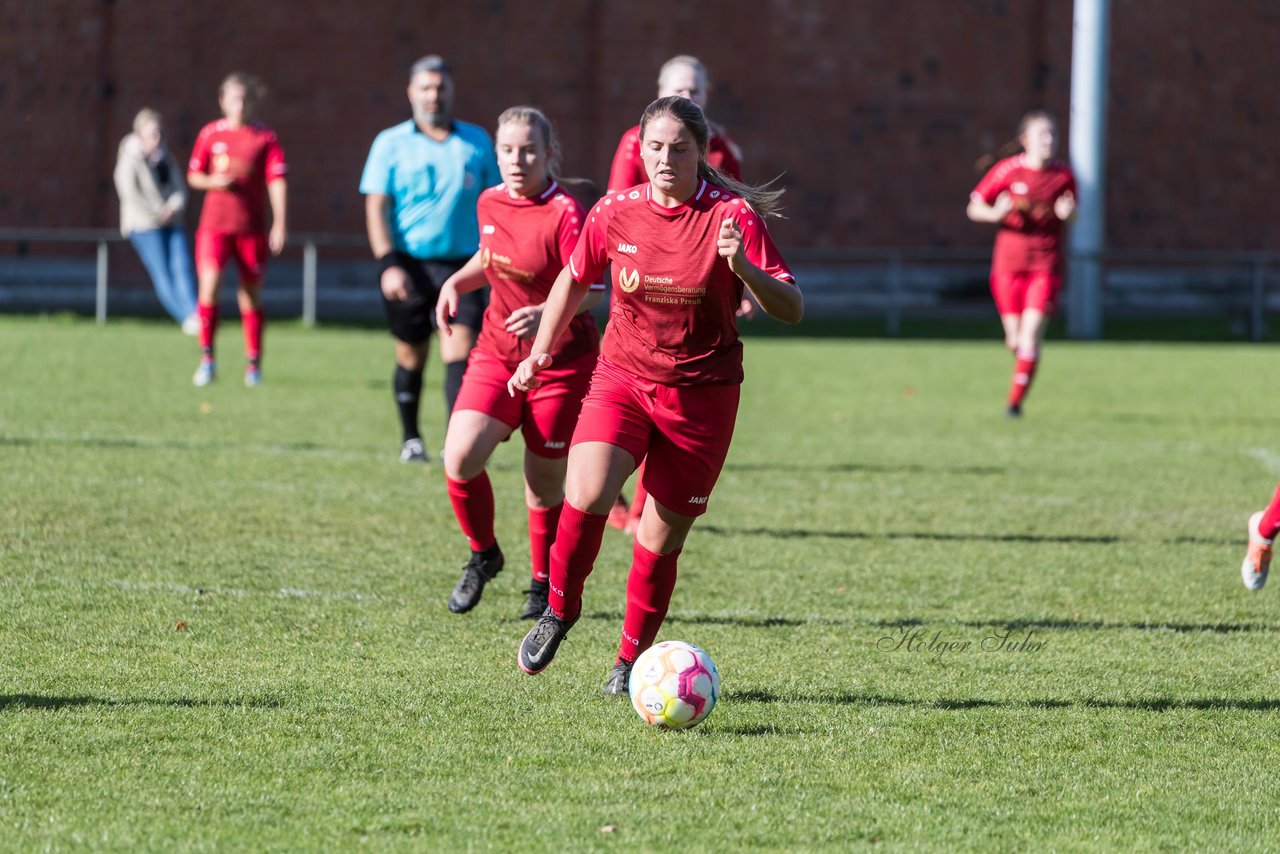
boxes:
[628,640,719,729]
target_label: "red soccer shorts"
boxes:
[196,230,269,284]
[990,270,1062,316]
[570,356,740,517]
[453,347,597,459]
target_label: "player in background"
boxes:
[362,56,501,463]
[510,96,802,694]
[187,73,287,387]
[1241,489,1280,591]
[966,110,1075,417]
[434,106,604,619]
[606,54,753,534]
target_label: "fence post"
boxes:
[1251,257,1266,343]
[95,240,109,325]
[302,240,317,328]
[886,252,902,337]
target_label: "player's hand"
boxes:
[380,266,411,302]
[735,297,756,319]
[269,222,286,256]
[1054,190,1076,221]
[505,305,543,340]
[507,353,554,396]
[991,192,1015,219]
[718,218,745,272]
[435,282,459,336]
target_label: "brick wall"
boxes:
[1,0,1276,253]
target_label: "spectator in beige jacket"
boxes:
[114,108,198,333]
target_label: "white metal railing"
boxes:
[1,229,1277,339]
[0,228,366,328]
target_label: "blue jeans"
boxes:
[129,227,197,323]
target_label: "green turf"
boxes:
[2,315,1278,851]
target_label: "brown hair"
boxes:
[639,96,784,218]
[975,110,1056,173]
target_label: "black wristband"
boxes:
[378,252,407,275]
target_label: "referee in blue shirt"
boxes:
[361,55,500,463]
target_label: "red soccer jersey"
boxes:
[188,119,287,235]
[570,179,795,386]
[475,181,604,369]
[971,154,1076,275]
[607,124,743,193]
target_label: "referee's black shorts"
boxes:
[379,252,487,345]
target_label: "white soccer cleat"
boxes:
[1242,511,1272,591]
[181,315,200,336]
[192,359,216,387]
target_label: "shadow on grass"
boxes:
[580,611,1277,633]
[0,434,327,453]
[0,694,284,711]
[723,689,1280,713]
[723,462,1006,476]
[699,524,1123,544]
[582,611,805,628]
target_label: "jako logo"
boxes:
[617,267,640,293]
[688,496,709,505]
[482,224,495,234]
[544,440,566,449]
[617,242,638,254]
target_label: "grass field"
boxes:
[3,314,1280,851]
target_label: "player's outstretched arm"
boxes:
[507,264,592,394]
[966,192,1013,224]
[435,250,487,336]
[718,219,802,325]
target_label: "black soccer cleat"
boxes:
[602,660,634,696]
[1005,403,1022,419]
[520,581,550,620]
[517,606,577,674]
[447,546,504,614]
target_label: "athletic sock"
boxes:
[1259,484,1280,540]
[198,304,219,356]
[444,359,467,421]
[617,540,681,664]
[242,308,263,365]
[445,472,497,552]
[393,365,424,442]
[547,502,608,622]
[1007,349,1039,408]
[527,502,563,584]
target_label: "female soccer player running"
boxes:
[187,73,287,387]
[434,107,604,620]
[967,111,1075,417]
[509,96,802,694]
[606,54,752,535]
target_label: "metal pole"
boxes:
[1067,0,1110,340]
[95,240,109,325]
[302,241,317,327]
[1251,257,1266,343]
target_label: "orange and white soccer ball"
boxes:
[629,641,720,729]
